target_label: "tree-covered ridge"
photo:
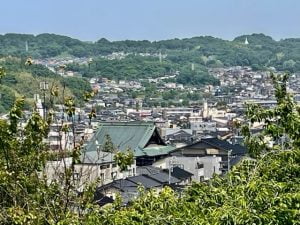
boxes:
[67,54,219,86]
[2,33,300,72]
[0,33,87,58]
[0,57,91,113]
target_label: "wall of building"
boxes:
[190,120,217,133]
[45,159,136,191]
[153,156,221,182]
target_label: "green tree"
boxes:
[241,73,300,157]
[0,66,5,82]
[114,149,134,172]
[0,78,106,223]
[0,96,100,224]
[103,134,115,153]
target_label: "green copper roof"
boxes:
[140,145,176,157]
[83,122,175,158]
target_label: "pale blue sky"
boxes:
[0,0,299,41]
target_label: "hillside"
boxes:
[0,57,91,113]
[1,33,300,73]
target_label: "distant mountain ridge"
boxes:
[1,33,300,73]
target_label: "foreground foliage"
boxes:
[96,149,299,225]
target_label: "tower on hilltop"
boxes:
[25,41,29,51]
[159,51,162,63]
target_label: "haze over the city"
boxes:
[1,0,300,41]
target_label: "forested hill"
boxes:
[0,57,91,113]
[1,33,300,72]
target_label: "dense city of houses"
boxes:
[2,63,299,206]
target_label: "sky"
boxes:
[0,0,300,42]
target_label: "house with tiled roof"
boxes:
[153,137,247,182]
[96,166,192,205]
[171,137,247,173]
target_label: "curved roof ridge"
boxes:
[137,125,156,149]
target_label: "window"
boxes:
[100,173,105,182]
[200,176,205,182]
[196,162,204,169]
[111,172,117,180]
[100,165,108,170]
[73,172,80,181]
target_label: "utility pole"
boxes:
[227,150,232,172]
[159,51,162,64]
[88,58,93,71]
[168,156,178,185]
[40,81,49,119]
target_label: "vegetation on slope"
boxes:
[4,33,300,86]
[67,55,219,86]
[0,58,91,113]
[2,33,300,73]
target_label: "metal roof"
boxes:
[83,122,175,158]
[141,145,175,157]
